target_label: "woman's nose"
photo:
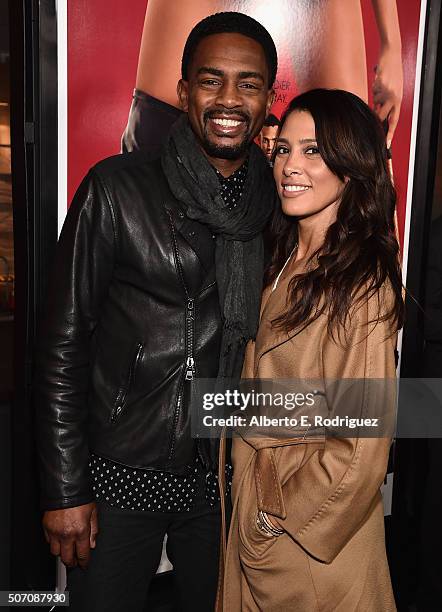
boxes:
[283,156,303,176]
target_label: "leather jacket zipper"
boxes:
[168,297,197,459]
[185,298,195,381]
[166,209,199,460]
[165,209,216,461]
[166,209,199,382]
[110,342,144,423]
[184,281,215,381]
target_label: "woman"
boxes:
[122,0,402,153]
[219,89,404,611]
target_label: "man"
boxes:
[259,113,280,162]
[36,12,277,612]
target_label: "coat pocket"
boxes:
[110,342,144,423]
[238,473,282,559]
[239,508,282,561]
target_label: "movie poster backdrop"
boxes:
[66,0,423,252]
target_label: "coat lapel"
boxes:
[254,276,296,365]
[254,257,312,367]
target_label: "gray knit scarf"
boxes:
[162,115,276,378]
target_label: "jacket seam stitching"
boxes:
[296,439,364,536]
[306,552,321,611]
[92,169,119,256]
[165,208,190,298]
[269,450,283,514]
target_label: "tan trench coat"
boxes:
[219,260,397,611]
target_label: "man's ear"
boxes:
[266,89,275,116]
[177,79,189,112]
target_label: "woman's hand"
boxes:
[257,510,284,535]
[373,45,403,146]
[265,513,283,530]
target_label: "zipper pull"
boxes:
[185,356,195,380]
[187,298,194,316]
[111,404,123,423]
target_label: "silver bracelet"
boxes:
[257,510,284,536]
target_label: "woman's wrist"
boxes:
[257,510,284,536]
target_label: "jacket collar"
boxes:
[154,158,216,277]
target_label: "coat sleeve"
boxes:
[241,340,256,379]
[35,169,116,510]
[278,286,397,563]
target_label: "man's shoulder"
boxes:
[91,150,163,183]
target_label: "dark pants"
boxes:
[67,492,221,612]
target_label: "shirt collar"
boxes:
[213,158,248,184]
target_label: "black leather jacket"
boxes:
[36,152,223,510]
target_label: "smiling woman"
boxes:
[219,89,405,611]
[273,111,346,224]
[267,89,404,334]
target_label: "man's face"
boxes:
[260,125,279,160]
[178,32,274,172]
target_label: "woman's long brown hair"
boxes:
[266,89,405,335]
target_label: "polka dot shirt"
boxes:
[214,158,248,210]
[90,455,233,512]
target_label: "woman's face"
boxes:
[273,110,346,222]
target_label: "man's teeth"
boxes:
[284,185,310,192]
[212,118,242,127]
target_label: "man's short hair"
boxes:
[181,12,278,88]
[263,114,280,128]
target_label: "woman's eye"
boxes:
[305,146,320,155]
[275,145,289,155]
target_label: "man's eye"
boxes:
[240,83,259,90]
[201,79,220,86]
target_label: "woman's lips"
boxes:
[282,184,311,196]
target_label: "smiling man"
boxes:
[36,12,277,612]
[178,29,271,167]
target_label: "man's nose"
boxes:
[215,82,242,107]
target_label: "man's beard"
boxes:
[201,137,250,160]
[202,110,251,160]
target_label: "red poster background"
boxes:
[68,1,422,249]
